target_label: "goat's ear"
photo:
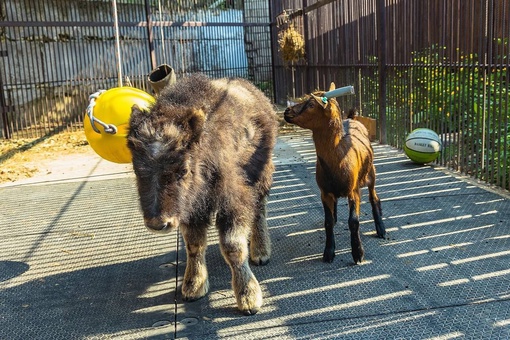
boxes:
[311,93,328,109]
[328,82,335,91]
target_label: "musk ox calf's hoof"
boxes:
[182,277,210,302]
[250,258,270,266]
[236,279,263,316]
[243,308,260,316]
[249,247,271,266]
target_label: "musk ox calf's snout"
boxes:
[143,215,179,234]
[127,74,277,315]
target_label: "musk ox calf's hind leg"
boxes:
[127,74,277,315]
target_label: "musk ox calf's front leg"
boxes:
[127,74,277,315]
[180,225,210,302]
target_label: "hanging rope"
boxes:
[86,90,118,134]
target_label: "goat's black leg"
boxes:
[334,200,338,223]
[321,192,337,263]
[368,167,386,238]
[369,192,386,238]
[348,191,364,264]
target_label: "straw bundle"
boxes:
[278,24,305,64]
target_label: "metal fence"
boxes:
[0,0,272,139]
[1,0,509,191]
[271,0,509,191]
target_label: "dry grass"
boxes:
[0,131,92,183]
[0,114,299,184]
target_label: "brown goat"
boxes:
[284,83,386,264]
[127,74,278,315]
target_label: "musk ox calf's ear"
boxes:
[130,104,149,126]
[181,108,206,146]
[127,105,151,148]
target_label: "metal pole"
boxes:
[376,0,387,144]
[0,72,11,139]
[268,0,278,103]
[112,0,123,87]
[145,0,157,70]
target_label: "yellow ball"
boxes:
[84,87,155,163]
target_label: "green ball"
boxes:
[404,128,442,164]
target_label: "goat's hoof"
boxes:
[376,223,386,238]
[352,247,365,264]
[377,231,386,239]
[323,250,336,263]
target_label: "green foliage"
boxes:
[410,45,508,186]
[370,44,509,187]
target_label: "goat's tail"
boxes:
[347,108,358,119]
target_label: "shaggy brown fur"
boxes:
[284,83,386,264]
[127,74,278,315]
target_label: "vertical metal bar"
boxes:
[0,72,11,139]
[377,0,387,144]
[486,0,494,185]
[302,0,309,94]
[494,0,504,189]
[145,0,157,71]
[269,0,278,103]
[503,0,510,190]
[112,0,123,87]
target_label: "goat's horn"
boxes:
[323,85,355,99]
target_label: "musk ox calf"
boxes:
[284,83,386,264]
[127,74,277,315]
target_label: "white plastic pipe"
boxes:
[323,85,355,98]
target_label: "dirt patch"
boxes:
[0,131,95,183]
[0,111,296,185]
